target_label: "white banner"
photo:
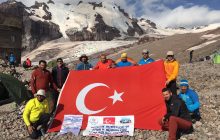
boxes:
[59,115,83,136]
[83,115,134,137]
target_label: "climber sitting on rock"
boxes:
[178,79,201,122]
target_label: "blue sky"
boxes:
[123,0,220,27]
[166,0,220,10]
[1,0,220,28]
[125,0,220,15]
[147,0,220,9]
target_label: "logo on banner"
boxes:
[83,116,135,137]
[103,117,116,124]
[76,83,124,115]
[120,118,132,124]
[89,117,99,125]
[59,115,83,136]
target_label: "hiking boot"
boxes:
[40,128,46,136]
[185,126,194,134]
[176,129,181,139]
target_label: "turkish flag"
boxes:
[103,117,116,124]
[48,60,166,132]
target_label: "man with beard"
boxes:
[93,54,115,69]
[160,88,193,140]
[31,60,58,95]
[52,58,69,110]
[23,89,50,139]
[76,54,93,70]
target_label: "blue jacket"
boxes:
[138,58,154,65]
[116,61,133,67]
[76,62,93,70]
[9,54,16,63]
[178,88,200,113]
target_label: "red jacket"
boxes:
[93,59,114,70]
[26,59,31,67]
[31,68,57,94]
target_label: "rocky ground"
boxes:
[0,60,219,140]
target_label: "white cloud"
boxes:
[130,0,220,28]
[143,5,220,28]
[1,0,220,28]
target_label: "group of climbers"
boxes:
[162,51,201,140]
[23,58,69,139]
[22,49,201,140]
[76,49,155,70]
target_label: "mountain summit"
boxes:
[27,0,157,41]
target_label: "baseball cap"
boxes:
[36,89,46,97]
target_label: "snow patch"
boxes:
[201,34,220,40]
[156,23,220,36]
[29,15,45,22]
[22,39,136,63]
[187,40,218,51]
[137,20,153,31]
[192,23,220,33]
[31,6,46,18]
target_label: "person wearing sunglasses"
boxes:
[164,51,179,95]
[138,49,154,65]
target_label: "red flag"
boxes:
[103,117,116,124]
[48,60,166,132]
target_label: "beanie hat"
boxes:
[180,79,189,87]
[121,53,127,58]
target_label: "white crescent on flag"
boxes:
[76,83,109,115]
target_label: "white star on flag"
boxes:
[108,90,124,104]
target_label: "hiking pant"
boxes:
[167,80,177,95]
[160,116,192,140]
[9,62,15,68]
[52,91,59,113]
[190,109,201,122]
[189,56,193,63]
[29,113,50,139]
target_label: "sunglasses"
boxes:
[167,55,174,57]
[37,95,45,98]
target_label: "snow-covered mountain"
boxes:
[26,0,156,41]
[0,0,160,51]
[2,0,220,64]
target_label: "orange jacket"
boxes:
[93,59,114,70]
[164,60,179,81]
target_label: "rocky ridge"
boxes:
[0,0,62,53]
[0,0,158,52]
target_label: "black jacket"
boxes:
[52,65,69,88]
[164,95,191,121]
